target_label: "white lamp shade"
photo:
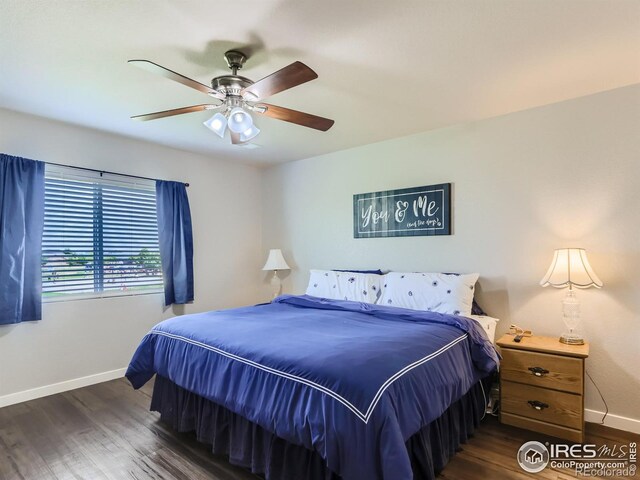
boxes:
[227,107,253,133]
[240,125,260,143]
[262,249,290,271]
[540,248,603,289]
[203,112,227,138]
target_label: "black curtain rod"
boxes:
[45,161,189,187]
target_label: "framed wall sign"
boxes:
[353,183,451,238]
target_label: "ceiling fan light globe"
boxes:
[227,107,253,133]
[240,125,260,143]
[203,112,227,138]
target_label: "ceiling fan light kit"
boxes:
[240,125,260,143]
[203,112,228,138]
[129,49,334,146]
[227,106,253,133]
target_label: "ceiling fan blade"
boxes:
[131,104,217,121]
[128,60,225,100]
[242,61,318,101]
[256,103,334,131]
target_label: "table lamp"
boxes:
[540,248,602,345]
[262,249,290,298]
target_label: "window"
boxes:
[42,167,163,299]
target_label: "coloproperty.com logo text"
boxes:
[517,440,637,477]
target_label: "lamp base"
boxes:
[269,270,281,299]
[559,333,585,345]
[560,290,584,345]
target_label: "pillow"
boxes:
[306,270,382,303]
[467,314,500,343]
[444,272,486,315]
[377,272,479,316]
[471,299,486,316]
[334,269,383,275]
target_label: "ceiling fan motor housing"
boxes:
[211,50,256,99]
[210,75,253,98]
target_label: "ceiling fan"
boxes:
[129,50,334,145]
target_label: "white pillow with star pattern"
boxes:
[377,272,479,316]
[305,270,382,303]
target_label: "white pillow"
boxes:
[377,272,479,316]
[305,270,382,303]
[467,315,500,343]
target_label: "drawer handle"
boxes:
[528,366,550,377]
[528,400,549,411]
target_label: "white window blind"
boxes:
[42,166,163,299]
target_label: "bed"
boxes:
[127,293,499,480]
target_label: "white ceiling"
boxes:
[1,0,639,166]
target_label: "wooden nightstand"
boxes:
[496,334,589,443]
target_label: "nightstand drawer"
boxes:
[501,381,582,429]
[501,413,584,443]
[501,349,583,394]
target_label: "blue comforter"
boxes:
[126,295,499,480]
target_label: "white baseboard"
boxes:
[0,368,127,408]
[585,409,640,435]
[2,372,639,436]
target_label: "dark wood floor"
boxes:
[0,378,637,480]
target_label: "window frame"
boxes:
[42,166,164,303]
